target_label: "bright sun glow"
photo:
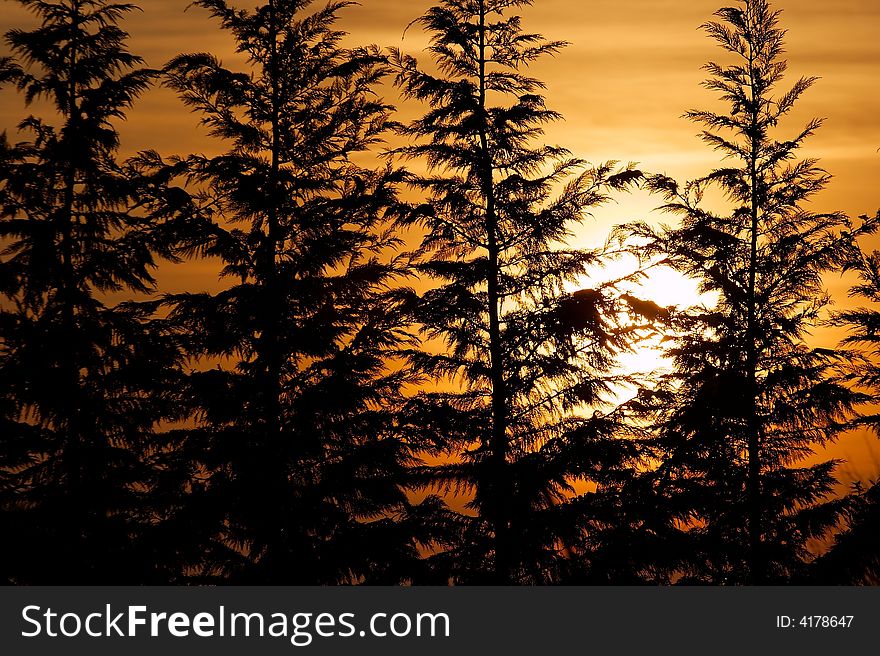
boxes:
[619,263,707,377]
[573,255,715,384]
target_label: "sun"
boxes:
[572,255,713,380]
[621,263,710,375]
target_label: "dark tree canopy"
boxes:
[813,210,880,585]
[622,0,864,584]
[159,0,443,584]
[0,0,876,587]
[391,0,645,584]
[0,0,182,583]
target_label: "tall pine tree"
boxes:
[624,0,862,583]
[391,0,644,584]
[161,0,440,583]
[0,0,182,583]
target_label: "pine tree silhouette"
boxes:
[0,0,183,583]
[813,211,880,584]
[810,480,880,585]
[162,0,437,584]
[390,0,644,584]
[622,0,863,584]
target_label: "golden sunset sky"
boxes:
[2,0,880,478]
[3,1,879,212]
[3,0,878,278]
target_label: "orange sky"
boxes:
[2,0,880,478]
[3,0,878,275]
[5,1,880,185]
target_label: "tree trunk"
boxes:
[255,0,288,581]
[745,39,763,585]
[477,0,510,584]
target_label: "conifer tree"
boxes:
[162,0,438,583]
[391,0,643,583]
[624,0,862,583]
[810,479,880,585]
[0,0,179,583]
[812,212,880,584]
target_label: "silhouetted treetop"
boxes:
[619,0,863,585]
[156,0,446,584]
[390,0,646,584]
[0,0,186,584]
